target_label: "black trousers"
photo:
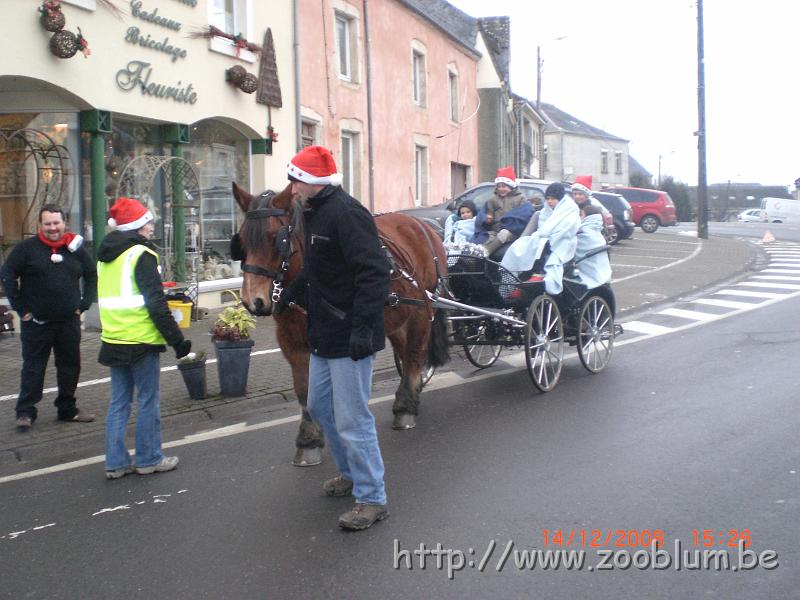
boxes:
[16,316,81,421]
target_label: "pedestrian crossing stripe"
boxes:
[715,288,788,298]
[619,321,674,335]
[658,307,719,322]
[737,281,800,290]
[694,298,759,309]
[754,275,800,281]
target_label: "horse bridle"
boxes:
[241,193,295,303]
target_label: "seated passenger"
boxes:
[500,182,580,295]
[573,205,612,289]
[470,167,531,256]
[444,200,477,248]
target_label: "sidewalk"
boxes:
[0,233,762,474]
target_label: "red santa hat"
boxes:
[287,145,343,186]
[107,197,154,232]
[571,175,593,196]
[494,166,517,188]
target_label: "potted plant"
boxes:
[212,291,256,397]
[177,350,207,400]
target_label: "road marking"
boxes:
[737,281,800,290]
[754,275,800,281]
[762,268,800,274]
[658,308,719,322]
[0,347,283,403]
[693,298,761,309]
[619,321,674,335]
[715,288,788,299]
[612,240,703,283]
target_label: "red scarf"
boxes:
[38,230,77,255]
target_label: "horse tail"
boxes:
[426,309,450,368]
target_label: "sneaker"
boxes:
[15,416,32,431]
[105,465,135,480]
[59,409,96,423]
[323,474,354,497]
[338,503,388,531]
[135,456,179,475]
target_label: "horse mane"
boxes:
[239,190,305,256]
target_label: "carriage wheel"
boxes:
[577,296,614,374]
[463,324,502,369]
[524,294,564,392]
[393,351,435,387]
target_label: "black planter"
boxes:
[177,360,207,400]
[214,339,254,397]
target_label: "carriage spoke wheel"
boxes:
[463,323,502,369]
[524,295,564,392]
[577,296,614,374]
[393,351,436,388]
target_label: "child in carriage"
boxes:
[443,200,477,249]
[500,182,580,295]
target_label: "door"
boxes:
[450,162,469,198]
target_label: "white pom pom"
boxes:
[51,253,63,263]
[107,218,117,228]
[328,172,343,186]
[67,235,84,252]
[186,352,196,361]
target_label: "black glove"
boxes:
[173,339,192,359]
[349,327,374,361]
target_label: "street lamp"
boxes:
[657,151,674,188]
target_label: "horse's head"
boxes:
[233,181,303,316]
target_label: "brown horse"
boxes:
[232,182,450,466]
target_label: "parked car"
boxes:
[400,178,616,242]
[737,208,762,223]
[606,186,678,233]
[594,191,635,243]
[760,197,800,223]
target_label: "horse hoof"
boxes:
[292,447,323,467]
[392,413,416,430]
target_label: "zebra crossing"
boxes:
[620,241,800,340]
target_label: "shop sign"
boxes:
[116,60,198,104]
[125,27,187,62]
[130,0,182,31]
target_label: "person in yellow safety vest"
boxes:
[97,197,191,480]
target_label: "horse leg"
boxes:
[390,317,431,430]
[288,350,325,467]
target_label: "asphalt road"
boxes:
[1,274,798,599]
[672,220,800,242]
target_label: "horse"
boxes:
[232,182,451,467]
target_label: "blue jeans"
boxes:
[105,352,164,471]
[307,354,386,505]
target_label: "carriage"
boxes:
[419,247,622,392]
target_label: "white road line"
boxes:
[0,348,283,403]
[754,275,800,281]
[620,321,675,335]
[737,281,800,290]
[768,264,800,268]
[612,240,703,283]
[658,308,719,322]
[693,298,760,310]
[763,269,800,274]
[715,289,788,299]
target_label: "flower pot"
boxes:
[214,338,254,397]
[177,360,207,400]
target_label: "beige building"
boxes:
[1,0,296,300]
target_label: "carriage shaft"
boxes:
[426,292,526,327]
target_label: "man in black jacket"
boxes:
[0,205,97,430]
[285,146,391,530]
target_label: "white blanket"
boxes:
[574,214,612,289]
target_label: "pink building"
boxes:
[297,0,480,213]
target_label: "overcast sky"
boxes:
[448,0,798,189]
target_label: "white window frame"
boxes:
[62,0,96,10]
[615,151,623,174]
[340,130,362,197]
[601,150,609,174]
[414,144,429,207]
[207,0,255,62]
[301,119,319,148]
[411,41,427,107]
[448,67,459,122]
[336,14,352,81]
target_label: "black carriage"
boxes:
[427,248,621,392]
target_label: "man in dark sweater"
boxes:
[0,205,97,430]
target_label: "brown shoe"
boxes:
[323,475,353,497]
[61,409,95,423]
[338,503,388,530]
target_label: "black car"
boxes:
[594,191,635,243]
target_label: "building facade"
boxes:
[1,0,296,291]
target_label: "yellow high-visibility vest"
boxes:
[98,245,165,345]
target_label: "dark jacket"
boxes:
[96,230,184,366]
[471,202,534,245]
[292,185,390,358]
[0,235,97,321]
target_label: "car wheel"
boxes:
[640,215,659,233]
[607,222,621,245]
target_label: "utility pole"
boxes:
[536,45,542,110]
[696,0,708,239]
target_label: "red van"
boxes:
[608,187,677,233]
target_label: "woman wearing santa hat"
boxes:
[96,197,191,480]
[283,145,391,531]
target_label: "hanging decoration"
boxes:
[190,26,262,55]
[256,28,283,107]
[226,66,259,94]
[39,0,65,32]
